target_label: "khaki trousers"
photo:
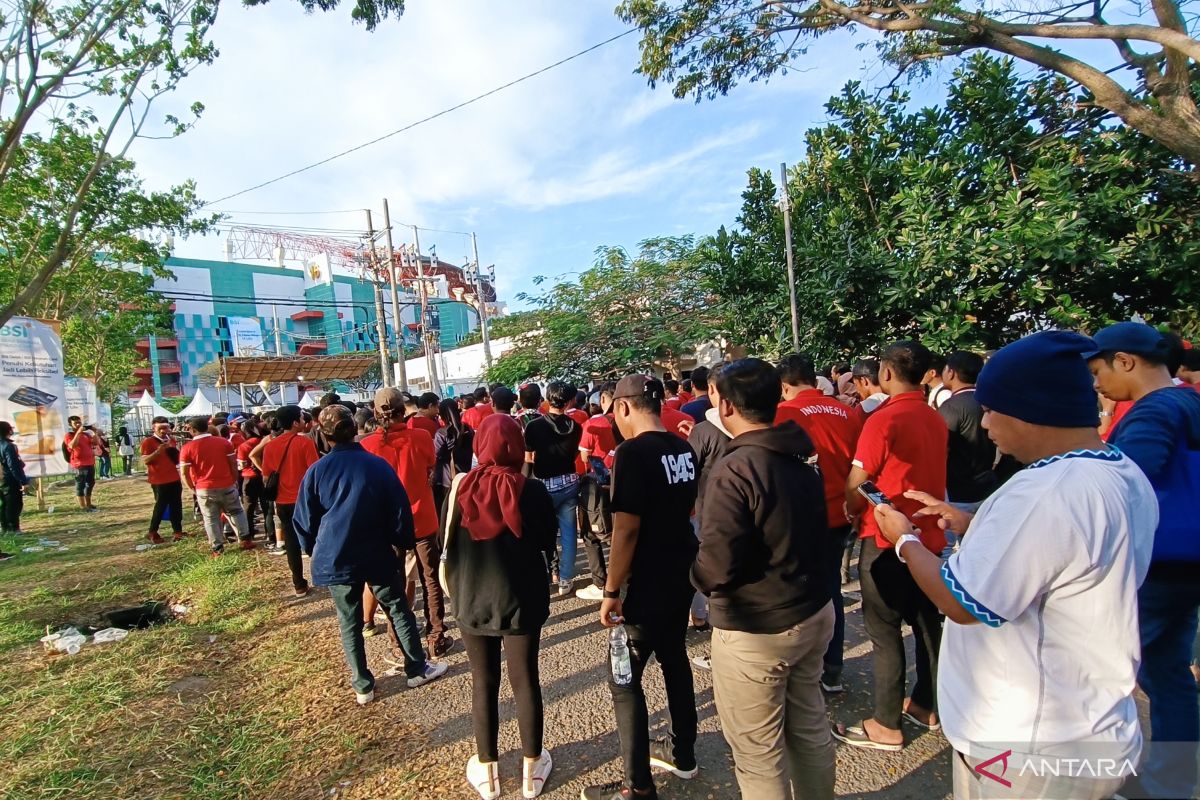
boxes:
[952,751,1126,800]
[711,601,836,800]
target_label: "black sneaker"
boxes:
[649,737,698,779]
[0,552,14,562]
[580,780,657,800]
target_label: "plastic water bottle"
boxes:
[609,625,633,686]
[92,627,129,644]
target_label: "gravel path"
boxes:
[347,556,953,800]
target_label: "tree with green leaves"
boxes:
[0,126,214,399]
[618,0,1200,165]
[486,237,717,385]
[699,56,1199,361]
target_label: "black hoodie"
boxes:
[691,421,832,634]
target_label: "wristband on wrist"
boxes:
[603,588,621,599]
[895,533,922,564]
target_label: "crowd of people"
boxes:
[0,320,1197,800]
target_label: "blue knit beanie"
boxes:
[975,331,1100,428]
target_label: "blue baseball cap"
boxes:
[1082,322,1169,360]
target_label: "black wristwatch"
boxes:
[603,588,621,599]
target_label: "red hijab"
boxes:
[457,414,526,541]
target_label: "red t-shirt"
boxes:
[408,415,440,438]
[229,431,246,451]
[775,389,863,529]
[664,396,682,410]
[579,414,618,470]
[461,403,494,430]
[141,435,181,485]
[64,431,96,468]
[236,437,260,478]
[677,391,694,405]
[660,405,693,441]
[179,434,238,490]
[852,391,948,552]
[261,431,319,505]
[566,408,589,473]
[361,425,438,538]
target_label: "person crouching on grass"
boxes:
[293,404,448,706]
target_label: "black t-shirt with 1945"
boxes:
[610,430,699,622]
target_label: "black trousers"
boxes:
[610,595,697,792]
[0,482,23,532]
[149,481,184,534]
[578,476,610,588]
[242,475,275,540]
[275,503,309,591]
[462,631,544,762]
[74,466,95,497]
[859,537,942,730]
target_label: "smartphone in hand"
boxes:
[857,480,893,507]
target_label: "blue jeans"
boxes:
[1136,574,1200,799]
[328,575,426,692]
[544,480,579,582]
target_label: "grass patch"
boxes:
[0,479,440,800]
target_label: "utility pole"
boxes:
[410,226,442,394]
[470,232,494,369]
[271,305,283,406]
[383,199,408,392]
[366,210,393,387]
[779,162,801,352]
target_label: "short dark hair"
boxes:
[880,341,933,386]
[151,416,169,425]
[717,358,782,424]
[519,383,542,410]
[190,416,210,433]
[417,392,439,410]
[0,421,12,439]
[1181,349,1200,372]
[852,358,880,383]
[664,379,680,393]
[276,405,303,430]
[1162,332,1185,374]
[353,408,374,433]
[212,412,229,425]
[493,388,517,414]
[217,424,230,438]
[574,389,586,408]
[68,415,81,425]
[833,362,851,375]
[690,366,711,392]
[462,394,476,408]
[927,353,947,375]
[546,380,572,409]
[945,350,984,385]
[473,386,489,401]
[777,353,817,388]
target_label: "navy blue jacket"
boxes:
[0,439,27,487]
[1110,385,1200,568]
[293,442,415,586]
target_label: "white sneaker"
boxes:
[575,585,604,601]
[522,748,553,799]
[466,755,500,800]
[691,655,711,671]
[552,580,572,598]
[355,689,374,705]
[407,660,449,688]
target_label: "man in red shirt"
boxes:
[664,379,683,410]
[236,418,273,545]
[408,392,442,438]
[64,416,98,511]
[775,353,863,693]
[835,342,947,751]
[141,415,184,544]
[461,386,494,430]
[180,416,253,557]
[660,400,694,440]
[258,405,319,595]
[362,387,453,657]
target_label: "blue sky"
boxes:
[135,0,949,309]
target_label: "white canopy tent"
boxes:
[296,390,321,410]
[123,391,176,435]
[175,387,222,420]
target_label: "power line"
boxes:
[205,27,640,207]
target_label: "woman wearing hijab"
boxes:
[444,413,557,800]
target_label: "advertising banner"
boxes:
[227,317,267,357]
[0,317,70,477]
[63,376,99,424]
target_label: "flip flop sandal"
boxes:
[831,721,903,751]
[902,710,942,731]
